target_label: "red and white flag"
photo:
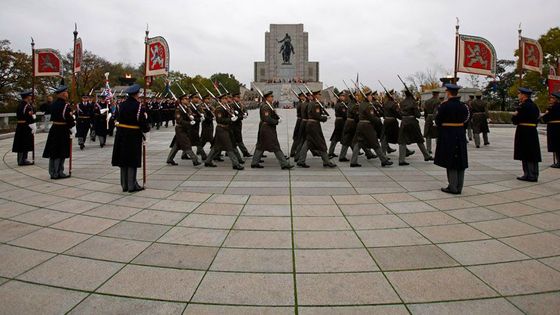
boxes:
[520,37,543,74]
[456,34,497,77]
[73,37,83,73]
[34,49,63,77]
[145,36,169,77]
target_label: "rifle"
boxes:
[303,84,330,116]
[193,84,215,118]
[326,84,348,109]
[253,85,275,112]
[351,79,383,116]
[342,80,357,102]
[205,86,234,116]
[397,74,418,103]
[218,81,241,115]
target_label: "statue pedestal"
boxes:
[277,64,296,81]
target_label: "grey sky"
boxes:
[2,0,558,90]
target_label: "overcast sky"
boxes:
[2,0,558,89]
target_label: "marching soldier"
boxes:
[251,91,293,169]
[181,94,202,160]
[167,94,200,166]
[197,94,215,160]
[513,87,541,182]
[12,90,36,166]
[290,92,306,157]
[76,94,93,150]
[111,84,150,192]
[231,92,252,157]
[398,91,433,165]
[42,85,75,179]
[350,89,392,167]
[542,92,560,168]
[423,90,440,154]
[93,95,110,148]
[338,92,359,162]
[434,84,470,194]
[204,94,244,170]
[293,91,313,165]
[381,91,401,156]
[471,91,490,148]
[297,90,336,168]
[327,90,348,158]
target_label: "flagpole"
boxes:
[72,23,78,103]
[453,18,459,84]
[518,24,523,86]
[31,37,35,162]
[142,24,149,186]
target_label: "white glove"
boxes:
[244,113,249,118]
[29,123,37,134]
[32,114,37,120]
[326,116,332,120]
[278,118,282,124]
[189,115,194,120]
[200,116,205,122]
[100,108,109,114]
[107,113,112,120]
[143,132,150,144]
[190,120,196,125]
[70,126,77,135]
[231,116,238,122]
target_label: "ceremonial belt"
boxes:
[52,121,67,125]
[384,117,397,119]
[335,117,345,120]
[296,117,302,120]
[217,124,229,128]
[519,123,537,127]
[402,115,417,119]
[308,119,320,123]
[17,120,27,124]
[117,124,140,129]
[302,119,309,121]
[472,112,486,115]
[358,120,371,124]
[78,116,91,119]
[548,120,560,124]
[442,123,464,127]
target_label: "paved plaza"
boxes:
[1,108,560,314]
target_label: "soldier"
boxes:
[423,90,440,154]
[231,92,252,157]
[92,95,110,148]
[167,94,200,166]
[204,94,244,170]
[150,97,162,130]
[197,94,215,160]
[12,90,36,166]
[471,91,490,148]
[350,89,392,167]
[398,91,433,165]
[181,94,202,160]
[42,85,75,179]
[513,87,541,182]
[76,94,93,150]
[290,92,306,157]
[434,84,470,194]
[542,92,560,168]
[327,90,348,158]
[381,91,401,156]
[111,84,150,192]
[251,91,293,169]
[466,94,474,141]
[297,90,336,168]
[293,91,312,165]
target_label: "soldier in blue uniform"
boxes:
[12,90,36,165]
[542,92,560,168]
[76,94,93,150]
[512,87,541,182]
[434,84,470,194]
[93,95,110,148]
[111,84,151,192]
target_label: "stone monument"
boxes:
[251,24,322,107]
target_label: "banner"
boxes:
[73,37,83,73]
[549,75,560,95]
[145,36,169,77]
[456,34,497,77]
[34,48,63,77]
[520,37,543,74]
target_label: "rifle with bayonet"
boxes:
[303,84,330,117]
[397,74,418,103]
[192,84,215,118]
[351,79,383,116]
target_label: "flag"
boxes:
[34,49,63,77]
[520,37,543,74]
[73,37,83,73]
[145,36,169,77]
[456,34,497,77]
[548,75,560,95]
[101,73,113,100]
[549,63,557,76]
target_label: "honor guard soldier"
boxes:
[231,92,252,157]
[76,94,93,150]
[293,91,312,165]
[434,84,470,194]
[12,90,36,166]
[381,91,401,156]
[181,94,202,160]
[398,90,433,165]
[42,85,75,179]
[542,92,560,168]
[513,87,541,182]
[167,93,201,166]
[197,94,215,160]
[350,89,392,167]
[471,91,490,148]
[290,92,306,157]
[422,90,441,154]
[93,95,110,148]
[204,94,244,170]
[111,84,151,192]
[466,94,474,141]
[251,91,293,169]
[327,90,348,158]
[297,90,336,168]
